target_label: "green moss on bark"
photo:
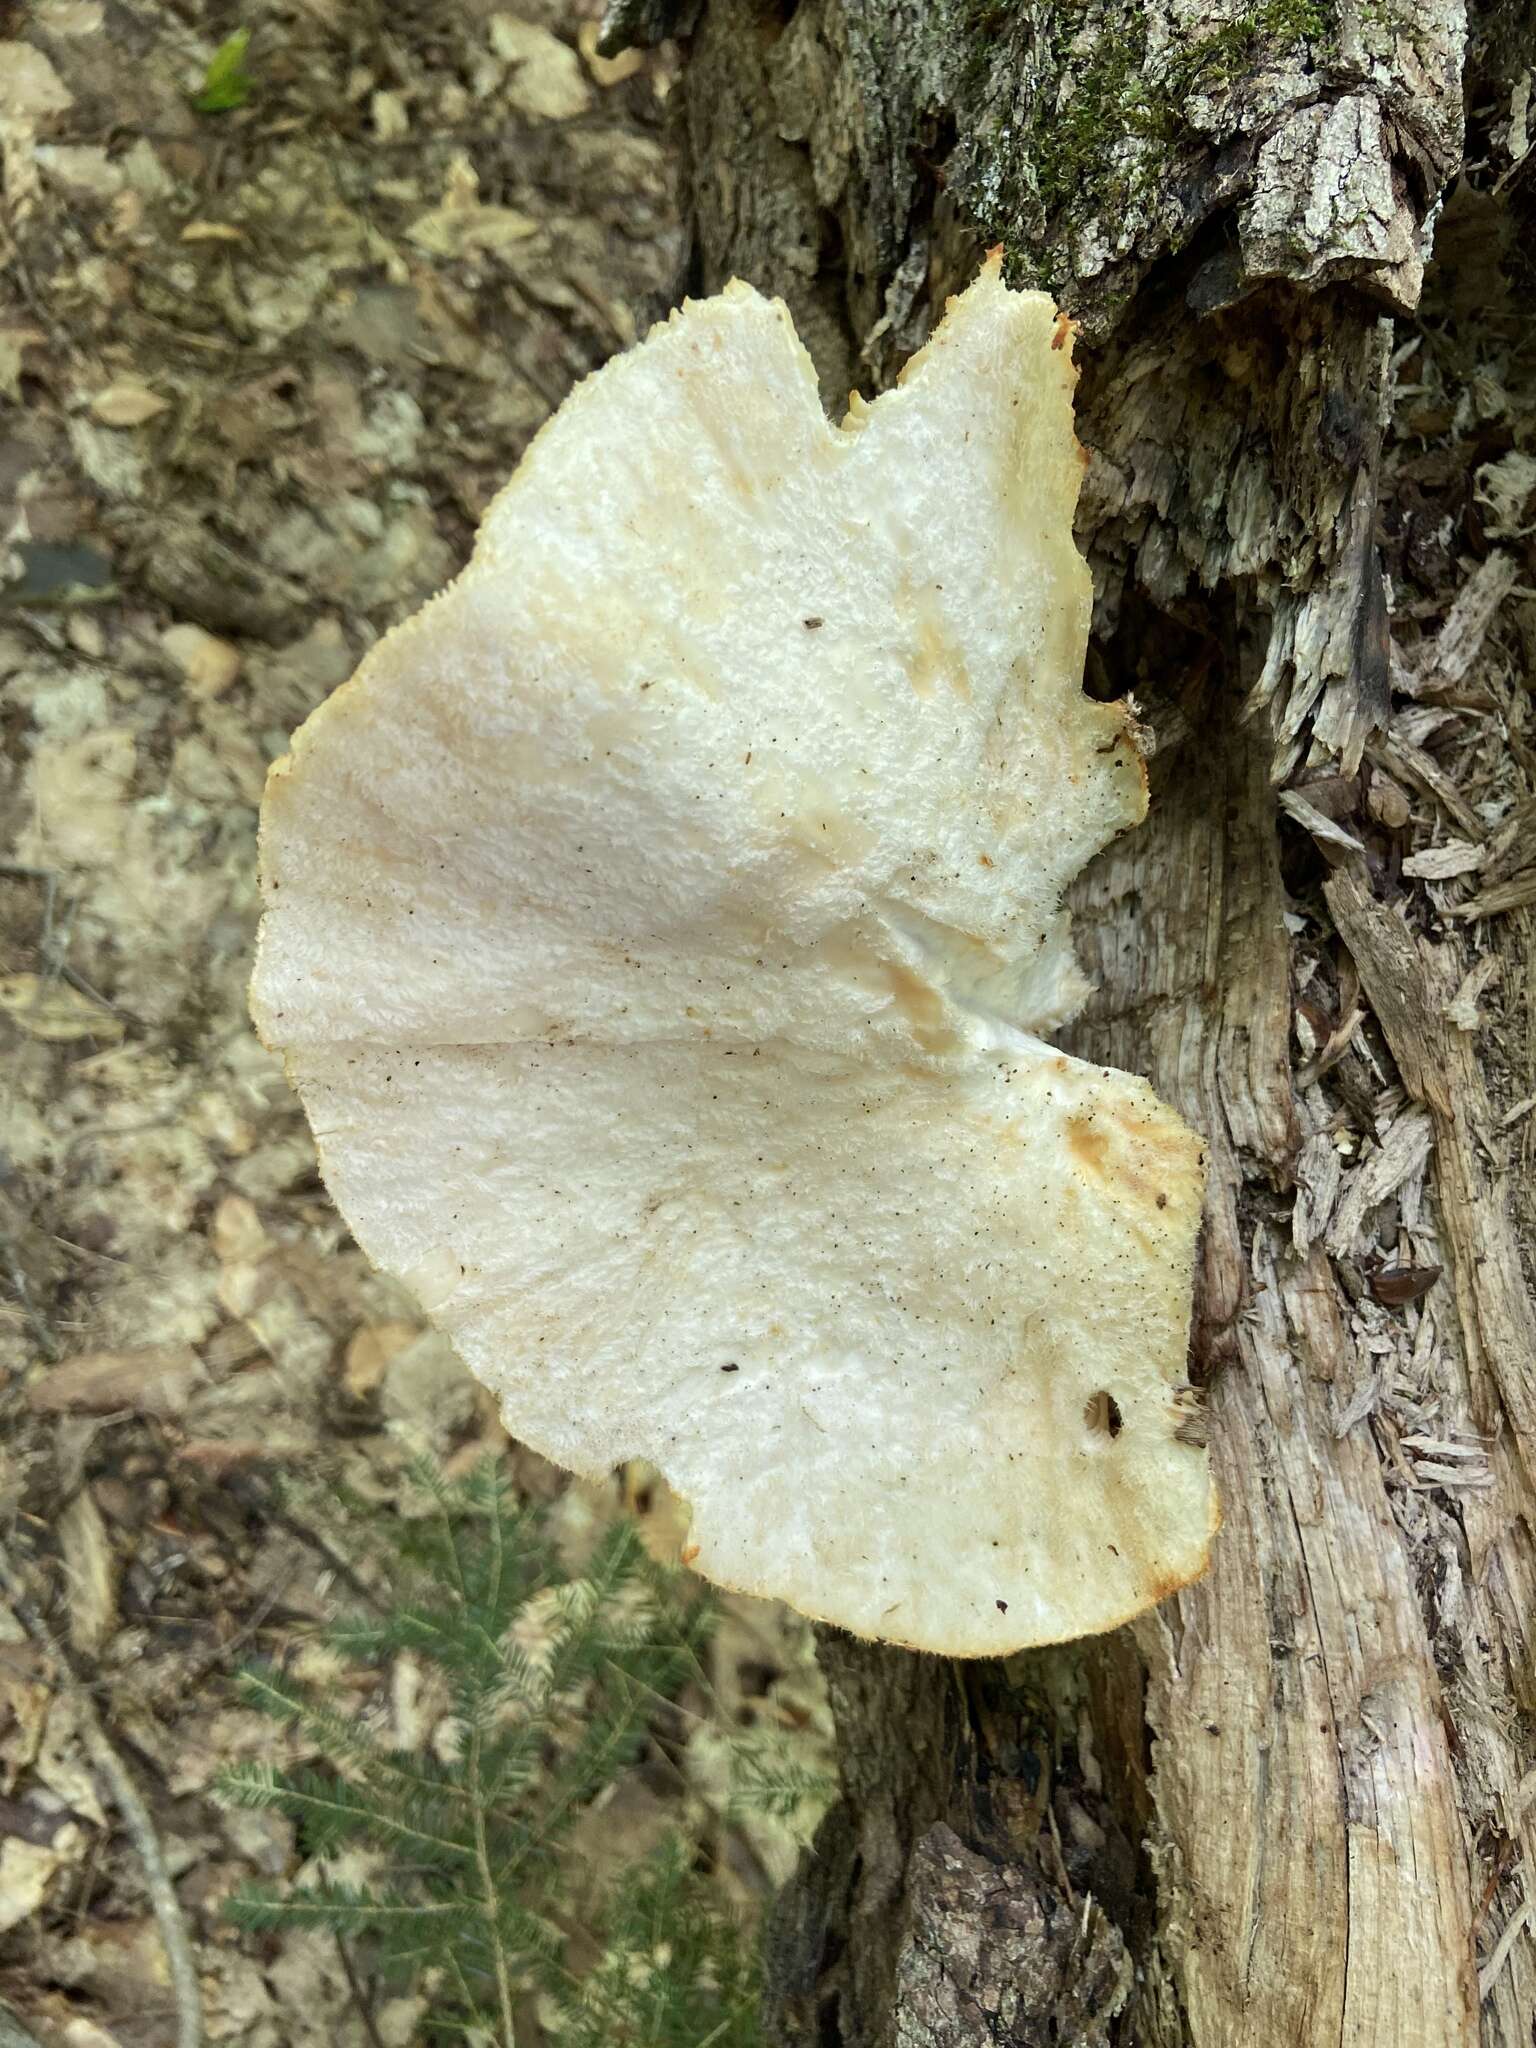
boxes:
[941,0,1336,282]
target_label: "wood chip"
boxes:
[1417,551,1518,690]
[1444,955,1501,1032]
[200,1323,267,1374]
[1326,1108,1433,1258]
[1292,1129,1344,1252]
[1331,1366,1385,1438]
[1278,789,1365,856]
[1401,839,1484,881]
[1411,1459,1493,1489]
[1328,867,1536,1475]
[370,88,410,141]
[1444,870,1536,921]
[1297,1001,1366,1087]
[1367,735,1483,837]
[1480,797,1536,885]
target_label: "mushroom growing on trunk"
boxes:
[250,257,1215,1655]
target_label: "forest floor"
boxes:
[0,6,829,2044]
[4,5,1536,2046]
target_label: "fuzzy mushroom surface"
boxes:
[251,257,1216,1656]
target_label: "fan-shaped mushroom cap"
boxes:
[252,257,1215,1655]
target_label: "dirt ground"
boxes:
[3,5,1536,2045]
[0,7,829,2043]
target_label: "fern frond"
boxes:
[225,1879,473,1940]
[551,1839,759,2048]
[727,1734,837,1824]
[233,1666,479,1815]
[216,1464,761,2046]
[238,1764,474,1862]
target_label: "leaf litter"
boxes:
[0,5,830,2042]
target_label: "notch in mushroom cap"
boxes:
[251,254,1217,1657]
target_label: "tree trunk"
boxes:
[605,3,1536,2040]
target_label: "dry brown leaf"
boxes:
[0,43,74,212]
[160,622,242,699]
[209,1193,270,1265]
[342,1319,418,1398]
[371,89,410,141]
[26,1345,206,1418]
[406,202,539,261]
[89,382,170,428]
[578,21,645,87]
[58,1488,117,1653]
[0,1833,77,1937]
[1370,1263,1443,1306]
[1366,771,1412,828]
[175,1440,273,1477]
[0,975,124,1043]
[0,325,44,400]
[490,17,592,119]
[0,42,74,121]
[62,2018,130,2048]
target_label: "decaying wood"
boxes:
[598,0,1536,2040]
[893,1825,1130,2046]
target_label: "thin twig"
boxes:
[469,1722,518,2048]
[333,1932,389,2048]
[0,1542,204,2048]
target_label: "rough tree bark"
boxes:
[604,3,1536,2042]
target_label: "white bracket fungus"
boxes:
[251,255,1216,1656]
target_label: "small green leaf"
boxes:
[193,28,253,113]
